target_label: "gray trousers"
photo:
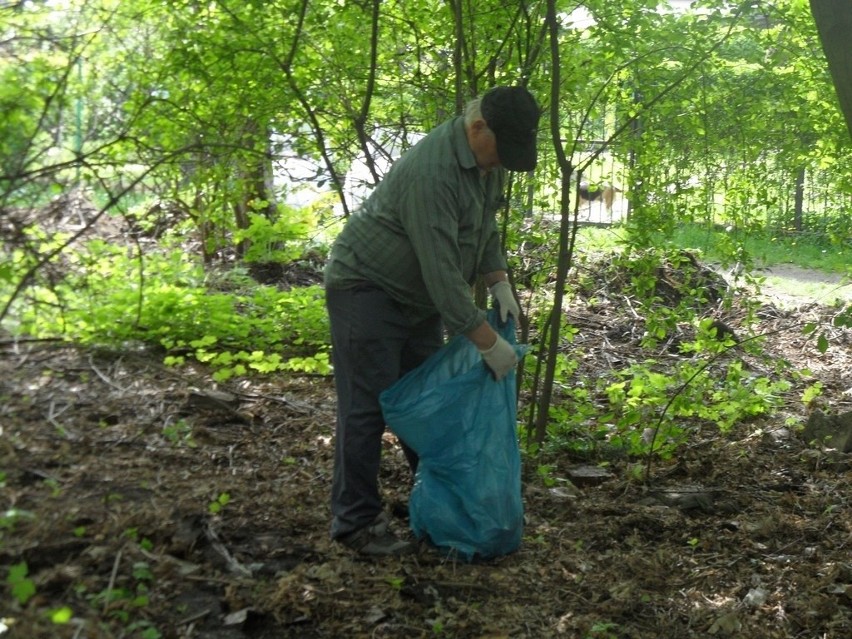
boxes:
[326,285,443,539]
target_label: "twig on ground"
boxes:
[103,545,124,615]
[88,354,128,392]
[204,520,253,577]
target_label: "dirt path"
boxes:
[753,264,852,306]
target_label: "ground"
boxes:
[1,262,851,639]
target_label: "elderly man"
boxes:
[324,86,540,556]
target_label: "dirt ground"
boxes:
[753,264,852,307]
[2,260,851,638]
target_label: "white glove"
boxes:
[478,334,518,380]
[489,281,520,324]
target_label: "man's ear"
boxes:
[471,118,488,134]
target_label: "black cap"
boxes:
[481,86,540,172]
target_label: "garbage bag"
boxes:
[380,309,526,561]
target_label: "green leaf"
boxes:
[50,606,73,624]
[8,562,36,605]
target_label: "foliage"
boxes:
[162,418,196,448]
[234,209,315,264]
[208,492,231,515]
[6,562,36,606]
[520,245,793,464]
[530,338,793,465]
[4,235,330,378]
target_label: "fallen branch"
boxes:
[203,521,252,578]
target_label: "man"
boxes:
[324,86,540,556]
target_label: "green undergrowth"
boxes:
[4,222,848,471]
[519,244,813,476]
[3,236,330,380]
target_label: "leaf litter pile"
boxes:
[2,230,851,638]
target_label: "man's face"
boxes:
[471,120,501,172]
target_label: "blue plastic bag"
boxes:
[380,309,525,561]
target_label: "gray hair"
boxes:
[464,97,484,127]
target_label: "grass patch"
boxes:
[574,225,631,254]
[624,223,851,275]
[572,222,851,305]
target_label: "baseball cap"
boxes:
[481,86,541,172]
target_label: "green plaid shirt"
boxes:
[324,117,508,336]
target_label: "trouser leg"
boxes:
[326,286,441,539]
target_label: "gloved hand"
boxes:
[489,281,520,324]
[478,334,518,380]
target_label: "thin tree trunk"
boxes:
[277,0,348,216]
[352,0,382,187]
[793,167,805,232]
[533,0,577,445]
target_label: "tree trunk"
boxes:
[233,118,275,258]
[810,0,852,140]
[531,0,578,446]
[793,167,805,232]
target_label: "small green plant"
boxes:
[803,322,831,354]
[7,562,36,605]
[162,418,196,447]
[536,464,557,487]
[43,477,62,497]
[121,529,153,551]
[835,304,852,328]
[801,381,823,407]
[625,463,646,483]
[0,508,36,541]
[49,606,74,624]
[89,573,157,630]
[587,620,621,639]
[208,492,231,514]
[127,621,162,639]
[385,576,404,590]
[132,562,154,582]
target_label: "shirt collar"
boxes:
[453,117,478,170]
